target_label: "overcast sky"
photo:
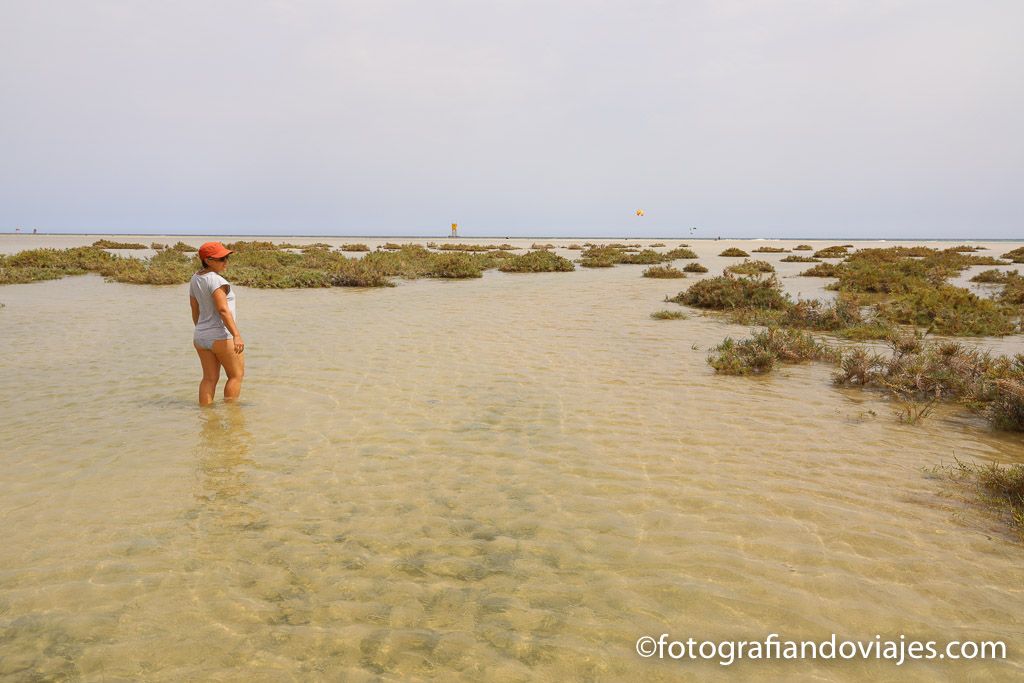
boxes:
[1,1,1022,238]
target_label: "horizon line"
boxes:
[2,232,1020,242]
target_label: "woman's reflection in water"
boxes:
[194,403,262,531]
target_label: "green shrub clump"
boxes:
[813,245,850,258]
[719,247,750,257]
[782,298,866,331]
[752,246,789,253]
[833,338,1024,430]
[725,259,775,275]
[878,285,1018,336]
[579,257,615,268]
[650,309,687,320]
[970,269,1015,283]
[934,460,1024,536]
[682,262,709,273]
[664,247,698,260]
[0,265,69,284]
[102,249,196,285]
[1001,247,1024,263]
[223,240,282,251]
[1000,274,1024,305]
[618,249,669,265]
[498,250,574,273]
[1,247,120,283]
[780,255,820,263]
[708,328,836,375]
[669,274,790,310]
[801,263,839,277]
[92,239,147,249]
[426,253,485,278]
[642,265,686,279]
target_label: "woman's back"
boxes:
[190,270,236,337]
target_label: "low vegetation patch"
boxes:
[794,244,813,251]
[782,298,866,332]
[224,240,284,251]
[999,273,1024,305]
[642,265,686,278]
[498,250,574,273]
[102,249,197,285]
[339,243,370,252]
[719,247,749,257]
[752,246,789,253]
[801,262,839,277]
[780,255,820,263]
[813,245,851,258]
[434,243,514,251]
[92,239,146,249]
[425,253,485,278]
[718,296,889,338]
[0,265,70,285]
[650,309,687,320]
[877,285,1018,336]
[833,336,1024,430]
[578,244,672,267]
[819,248,1003,296]
[683,262,709,273]
[664,247,698,260]
[668,273,790,310]
[580,245,623,262]
[725,259,775,275]
[933,460,1024,538]
[619,249,668,265]
[708,328,837,375]
[970,269,1016,283]
[1001,247,1024,263]
[0,240,580,288]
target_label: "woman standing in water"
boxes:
[190,242,245,405]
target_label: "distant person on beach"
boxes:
[190,242,244,405]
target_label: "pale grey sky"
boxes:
[1,1,1022,238]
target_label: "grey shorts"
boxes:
[194,332,232,351]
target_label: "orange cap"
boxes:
[198,242,233,260]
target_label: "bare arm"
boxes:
[212,286,244,353]
[190,296,199,326]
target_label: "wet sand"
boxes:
[1,236,1022,680]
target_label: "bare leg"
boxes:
[194,343,221,406]
[212,339,245,401]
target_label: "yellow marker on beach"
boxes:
[635,209,645,217]
[451,223,458,237]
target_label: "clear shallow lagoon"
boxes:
[1,236,1022,681]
